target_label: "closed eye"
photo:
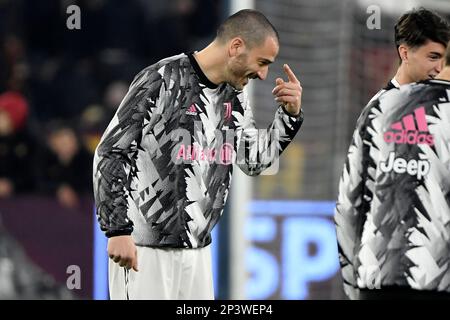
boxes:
[258,59,273,66]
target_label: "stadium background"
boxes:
[1,0,449,299]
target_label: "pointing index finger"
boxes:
[283,64,299,83]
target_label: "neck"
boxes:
[436,66,450,81]
[393,63,414,85]
[193,41,227,85]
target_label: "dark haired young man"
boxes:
[378,8,450,95]
[93,9,304,299]
[335,40,450,300]
[335,8,450,300]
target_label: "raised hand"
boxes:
[272,64,302,116]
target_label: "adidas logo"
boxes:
[186,104,198,116]
[383,106,434,146]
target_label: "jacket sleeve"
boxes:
[334,103,373,300]
[236,91,303,176]
[93,69,166,237]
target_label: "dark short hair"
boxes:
[216,9,279,48]
[395,7,450,59]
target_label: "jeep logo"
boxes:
[380,152,430,179]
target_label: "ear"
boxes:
[228,37,245,57]
[398,44,409,64]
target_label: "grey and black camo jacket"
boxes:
[93,53,303,249]
[335,79,450,298]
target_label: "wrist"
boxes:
[281,104,301,117]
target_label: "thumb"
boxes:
[275,78,284,86]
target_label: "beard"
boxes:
[228,53,251,90]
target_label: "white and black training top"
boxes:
[93,53,303,248]
[335,79,450,298]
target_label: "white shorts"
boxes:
[108,245,214,300]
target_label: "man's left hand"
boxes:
[272,64,302,116]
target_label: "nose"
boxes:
[435,59,444,73]
[257,66,269,80]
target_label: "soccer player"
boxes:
[373,8,450,98]
[93,9,303,299]
[335,7,450,300]
[335,39,450,300]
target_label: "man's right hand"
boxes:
[107,235,139,271]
